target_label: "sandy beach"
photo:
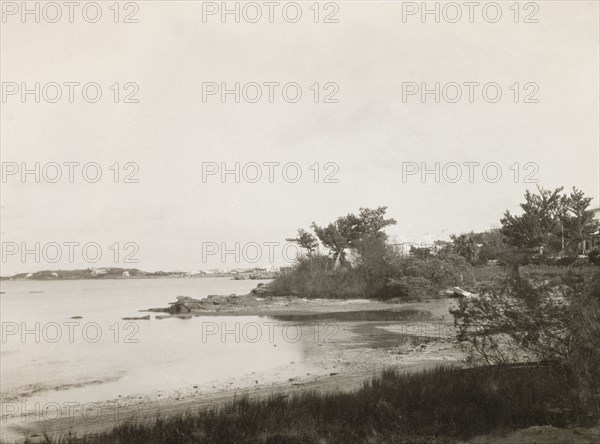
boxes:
[2,296,464,442]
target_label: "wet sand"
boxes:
[2,297,464,443]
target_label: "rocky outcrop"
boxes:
[168,296,208,313]
[250,283,274,296]
[166,294,251,313]
[150,284,277,315]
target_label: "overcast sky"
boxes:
[1,1,599,274]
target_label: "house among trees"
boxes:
[582,206,600,254]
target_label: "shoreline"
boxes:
[5,361,458,443]
[2,296,463,443]
[144,292,454,319]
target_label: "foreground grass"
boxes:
[30,364,596,444]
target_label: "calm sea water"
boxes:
[0,278,305,406]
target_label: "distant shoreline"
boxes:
[0,271,277,282]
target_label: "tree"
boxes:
[501,186,564,251]
[451,233,477,264]
[286,229,319,255]
[500,186,565,271]
[473,229,508,264]
[409,246,432,259]
[451,277,574,365]
[451,260,600,412]
[433,240,454,258]
[500,186,599,269]
[311,219,353,264]
[311,206,396,266]
[355,207,397,241]
[560,187,599,255]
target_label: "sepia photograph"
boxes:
[1,1,599,443]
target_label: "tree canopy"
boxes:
[288,206,396,264]
[500,186,598,259]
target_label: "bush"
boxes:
[375,276,434,301]
[452,264,600,413]
[270,255,369,299]
[270,250,475,300]
[556,256,578,266]
[395,254,474,290]
[528,255,580,267]
[477,241,508,264]
[569,272,600,412]
[588,249,600,265]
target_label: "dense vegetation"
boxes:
[453,269,600,410]
[270,250,473,301]
[274,206,475,300]
[273,186,599,300]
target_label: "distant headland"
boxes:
[0,267,277,281]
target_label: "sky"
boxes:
[1,0,599,275]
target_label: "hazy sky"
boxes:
[1,1,599,274]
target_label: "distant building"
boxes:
[185,271,204,277]
[592,207,600,224]
[92,268,108,276]
[122,271,130,277]
[389,242,425,257]
[582,207,600,254]
[206,269,222,275]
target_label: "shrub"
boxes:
[588,249,600,265]
[395,254,474,290]
[271,249,475,300]
[452,264,600,413]
[375,276,434,301]
[569,272,600,412]
[556,256,578,266]
[270,254,369,299]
